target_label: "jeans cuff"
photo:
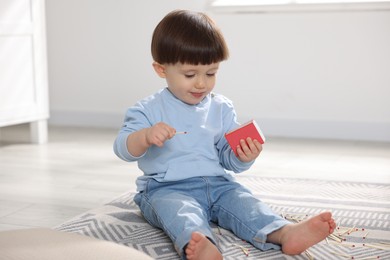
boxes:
[251,219,290,250]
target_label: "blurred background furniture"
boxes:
[0,0,49,144]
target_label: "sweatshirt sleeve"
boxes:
[215,95,255,173]
[113,103,152,162]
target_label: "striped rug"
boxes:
[55,176,390,259]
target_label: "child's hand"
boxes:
[145,122,176,147]
[236,137,263,163]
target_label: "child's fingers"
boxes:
[245,138,258,153]
[246,138,263,155]
[236,145,248,160]
[147,123,176,146]
[253,139,263,153]
[236,140,252,162]
[236,138,263,163]
[156,123,175,137]
[240,139,251,154]
[244,138,262,155]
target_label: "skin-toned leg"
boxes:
[267,212,336,255]
[185,232,223,260]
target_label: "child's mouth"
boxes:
[191,92,204,98]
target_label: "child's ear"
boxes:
[152,62,166,78]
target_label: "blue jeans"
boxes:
[134,176,289,257]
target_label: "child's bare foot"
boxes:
[268,212,336,255]
[185,232,222,260]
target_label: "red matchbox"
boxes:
[225,120,265,156]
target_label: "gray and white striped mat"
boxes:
[55,177,390,259]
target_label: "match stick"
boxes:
[328,233,343,243]
[347,225,356,235]
[329,241,355,248]
[359,256,382,260]
[232,244,250,256]
[175,131,188,135]
[364,243,389,250]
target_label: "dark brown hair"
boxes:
[151,10,229,65]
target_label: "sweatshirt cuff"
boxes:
[114,132,146,161]
[230,151,254,172]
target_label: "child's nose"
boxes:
[195,78,205,89]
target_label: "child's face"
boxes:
[154,62,220,105]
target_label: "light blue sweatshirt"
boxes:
[113,88,254,191]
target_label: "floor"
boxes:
[0,124,389,232]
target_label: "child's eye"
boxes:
[207,73,216,77]
[185,74,195,78]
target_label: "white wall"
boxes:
[46,1,390,142]
[214,11,390,141]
